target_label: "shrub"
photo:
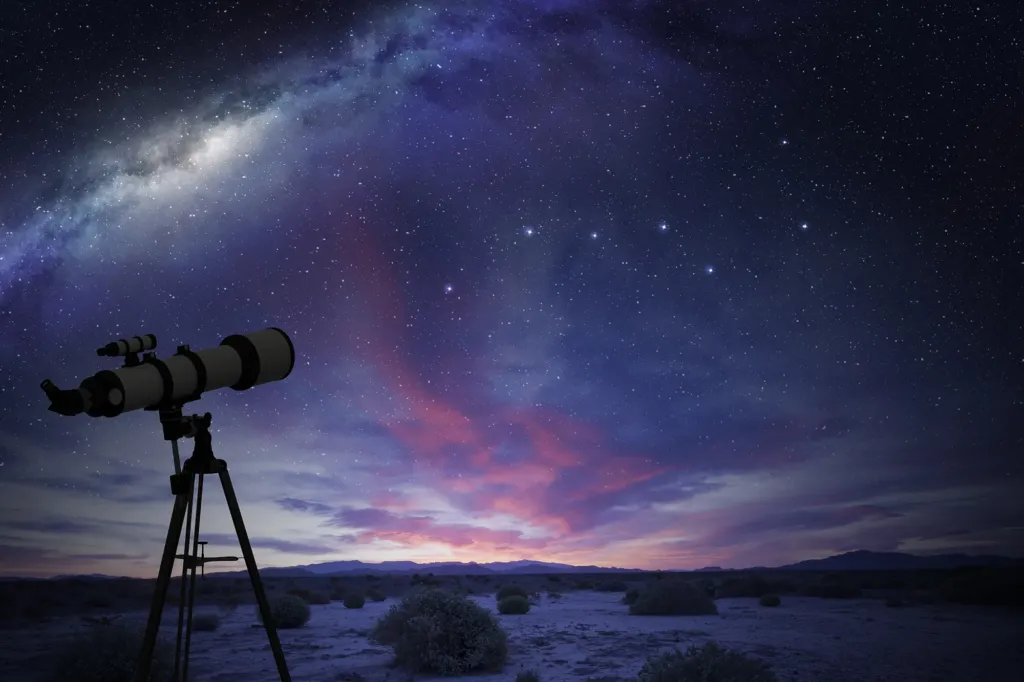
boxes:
[637,641,777,682]
[622,587,641,605]
[759,594,781,607]
[43,623,175,682]
[517,670,540,682]
[307,591,331,605]
[83,592,114,609]
[366,588,387,602]
[819,583,862,599]
[330,589,347,601]
[412,573,442,587]
[548,575,563,583]
[192,612,221,631]
[259,594,310,629]
[575,580,594,590]
[797,582,862,599]
[717,575,772,598]
[630,581,718,616]
[287,588,330,605]
[344,592,366,609]
[885,596,905,608]
[370,588,508,675]
[938,568,1024,607]
[496,584,528,601]
[596,580,628,592]
[497,595,530,614]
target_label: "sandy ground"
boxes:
[4,591,1022,682]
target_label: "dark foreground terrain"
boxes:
[1,568,1021,681]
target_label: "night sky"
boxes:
[0,0,1021,579]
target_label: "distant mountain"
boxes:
[208,551,1023,578]
[776,550,1024,571]
[294,560,492,575]
[7,549,1021,582]
[211,558,642,578]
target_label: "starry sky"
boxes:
[0,0,1021,578]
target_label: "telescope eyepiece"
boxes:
[96,334,157,357]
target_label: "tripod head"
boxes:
[158,407,211,442]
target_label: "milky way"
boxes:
[0,0,1021,577]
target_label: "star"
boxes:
[524,227,534,236]
[659,223,668,231]
[444,284,453,294]
[590,232,598,239]
[801,223,809,230]
[705,265,714,274]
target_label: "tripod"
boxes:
[134,410,292,682]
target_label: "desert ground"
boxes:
[1,570,1021,681]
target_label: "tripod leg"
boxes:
[135,487,190,682]
[173,472,197,682]
[181,473,206,682]
[219,468,292,682]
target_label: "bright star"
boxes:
[659,223,668,231]
[590,232,598,239]
[444,284,453,293]
[801,222,809,230]
[705,265,714,274]
[525,227,534,236]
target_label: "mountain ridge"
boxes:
[4,549,1021,581]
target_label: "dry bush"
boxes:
[630,580,718,616]
[286,587,330,605]
[716,575,774,598]
[497,595,530,614]
[637,641,777,682]
[496,584,529,601]
[370,588,508,675]
[43,623,175,682]
[192,612,221,631]
[257,594,310,629]
[595,580,628,592]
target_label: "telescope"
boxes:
[41,327,295,417]
[40,327,297,682]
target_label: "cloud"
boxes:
[2,519,100,534]
[709,505,905,545]
[330,506,550,551]
[198,533,338,556]
[275,498,335,516]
